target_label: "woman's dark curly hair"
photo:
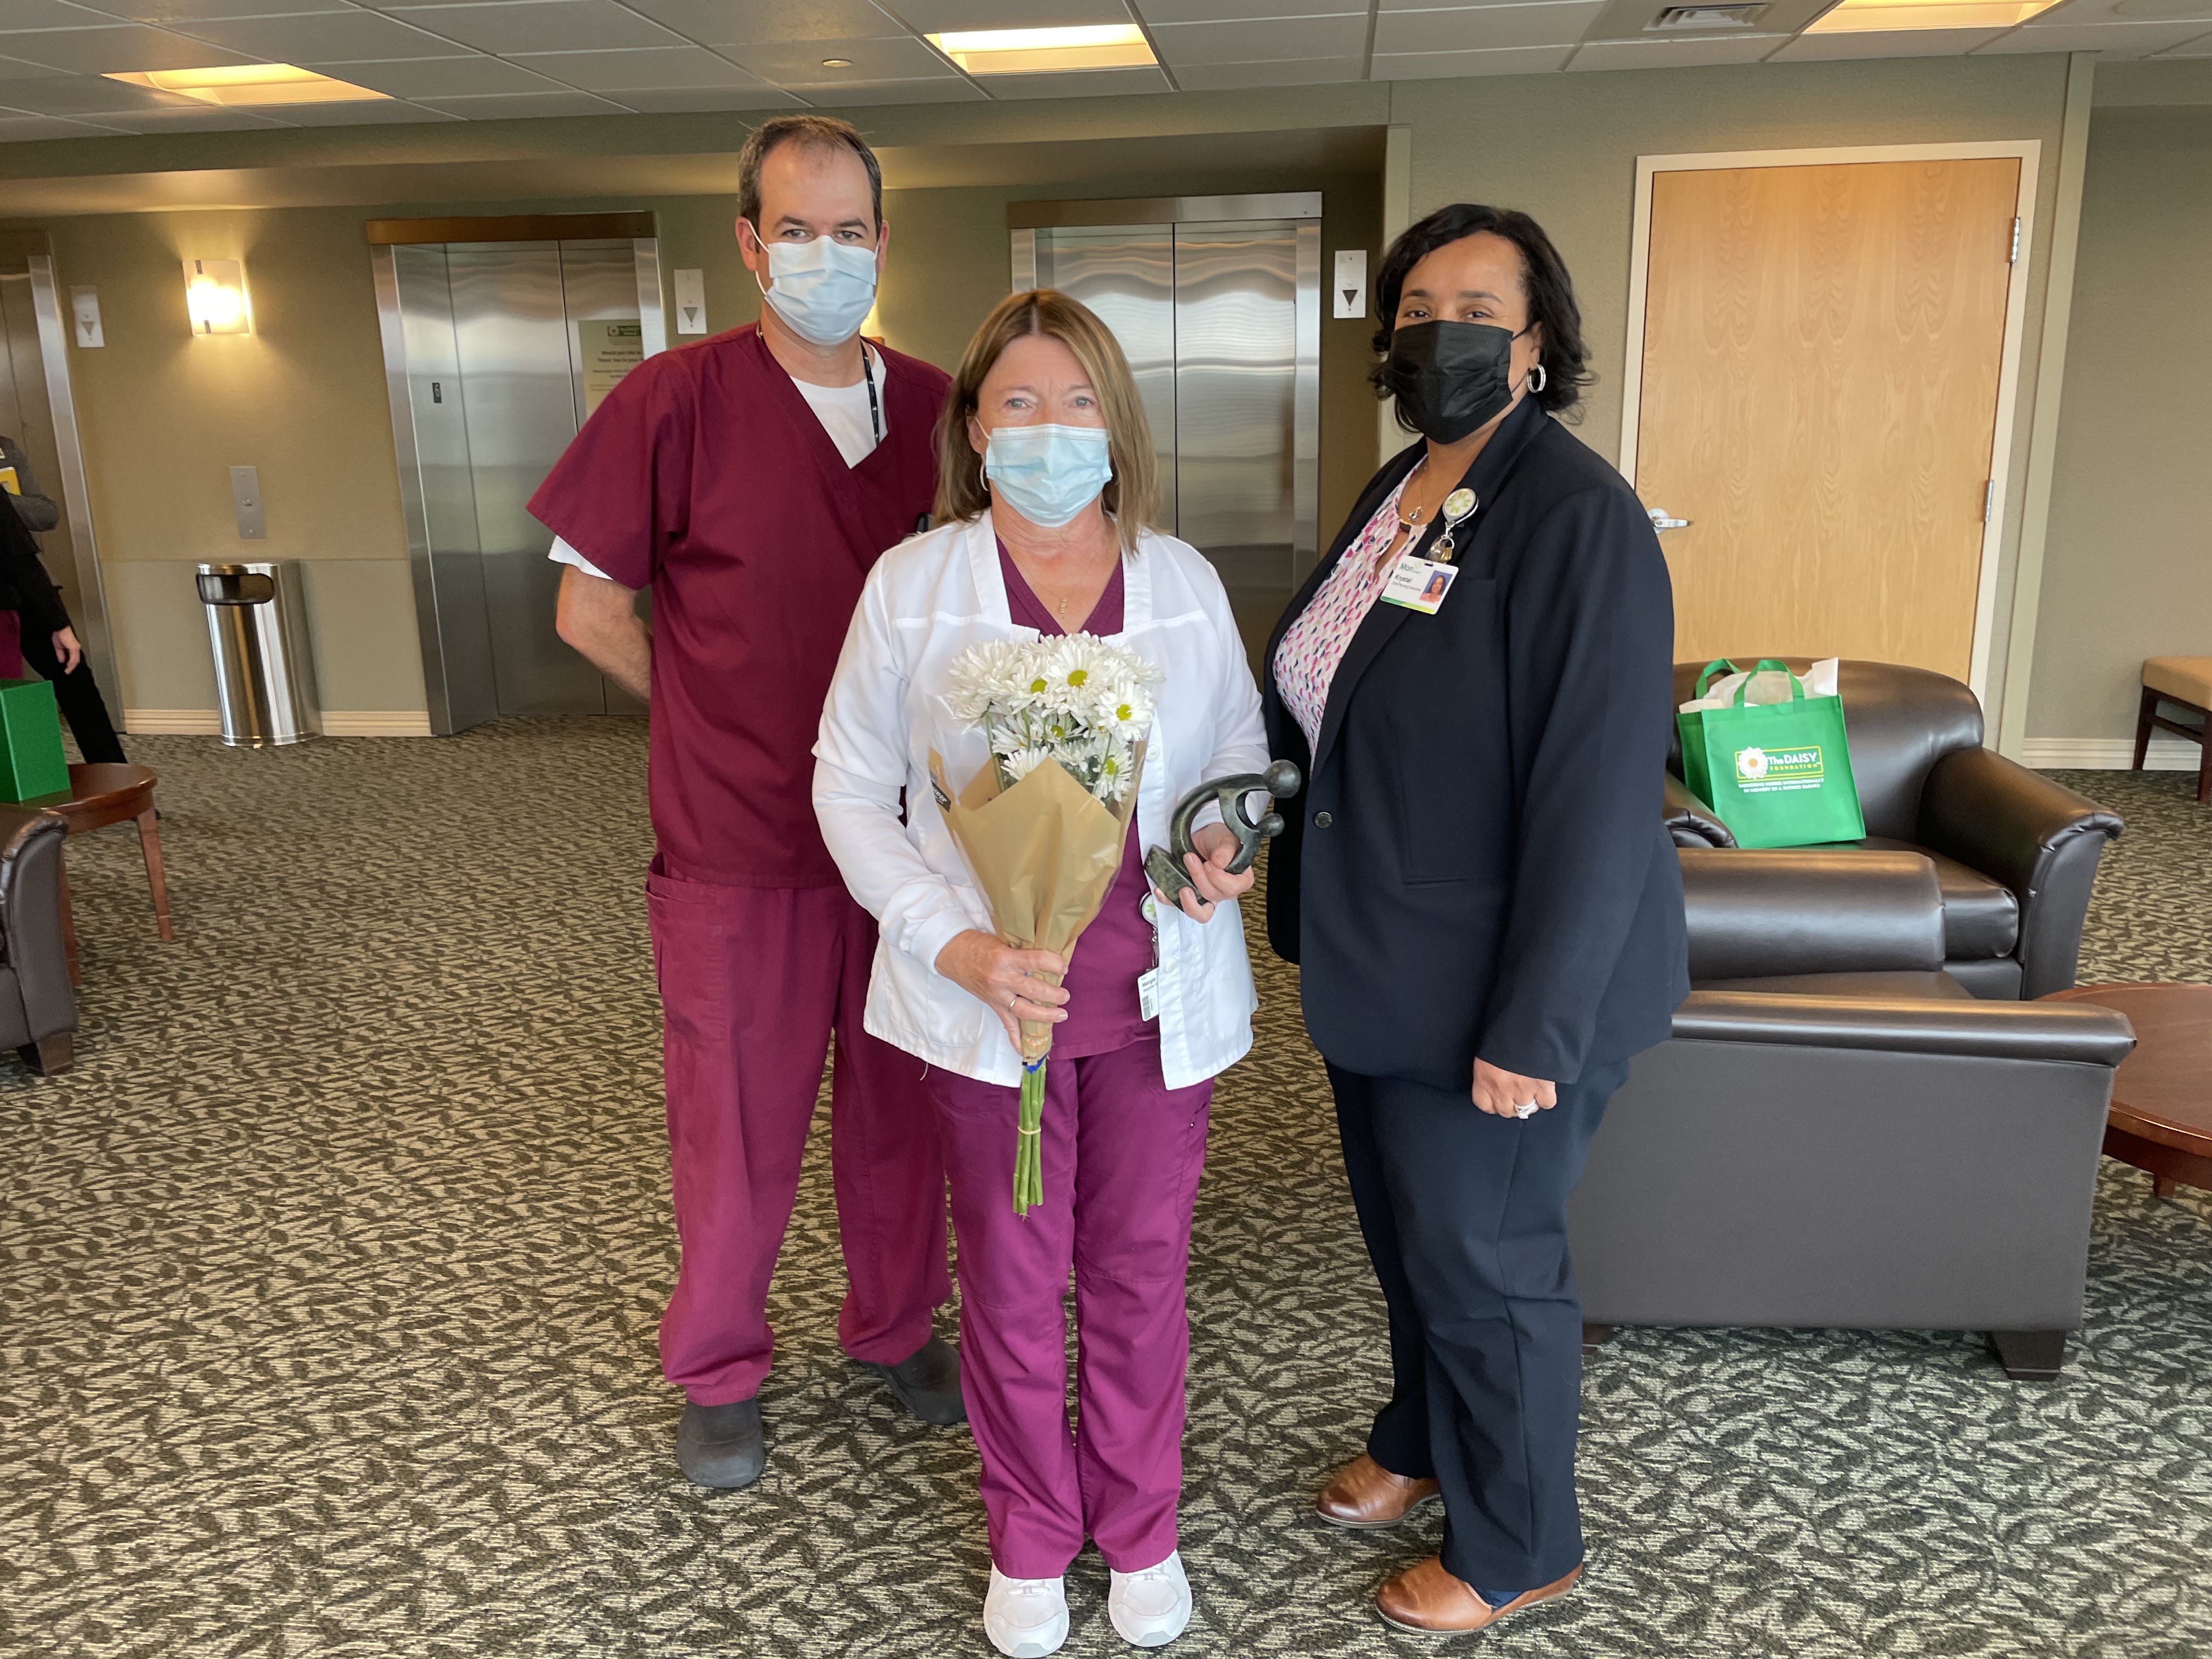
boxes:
[1370,202,1592,421]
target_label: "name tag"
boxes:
[1381,553,1458,614]
[1138,968,1160,1022]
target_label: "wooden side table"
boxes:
[23,763,173,984]
[2042,983,2212,1197]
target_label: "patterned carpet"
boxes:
[2,729,2207,1659]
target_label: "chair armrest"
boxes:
[1671,989,2136,1065]
[1683,848,1943,979]
[1918,748,2124,997]
[1665,773,1735,849]
[0,804,76,1043]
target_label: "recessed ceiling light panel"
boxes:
[1804,0,2060,30]
[926,24,1156,75]
[106,64,391,106]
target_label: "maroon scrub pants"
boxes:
[647,861,949,1406]
[926,1038,1212,1578]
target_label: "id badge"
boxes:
[1381,552,1458,615]
[1137,968,1160,1022]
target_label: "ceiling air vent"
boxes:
[1646,2,1769,27]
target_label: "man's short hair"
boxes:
[737,115,884,232]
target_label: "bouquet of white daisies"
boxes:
[929,634,1161,1215]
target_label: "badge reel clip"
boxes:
[1144,759,1305,909]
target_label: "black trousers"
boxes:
[1328,1056,1629,1593]
[17,617,125,764]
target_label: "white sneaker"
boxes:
[1108,1550,1192,1648]
[984,1566,1069,1657]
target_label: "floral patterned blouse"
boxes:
[1272,471,1415,750]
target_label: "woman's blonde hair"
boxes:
[933,289,1159,552]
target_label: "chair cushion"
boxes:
[2144,657,2212,710]
[1827,837,2020,960]
[1695,970,1974,1000]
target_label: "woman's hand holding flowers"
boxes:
[937,932,1069,1047]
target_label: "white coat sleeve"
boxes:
[814,568,977,980]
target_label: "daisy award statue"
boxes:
[1144,758,1304,907]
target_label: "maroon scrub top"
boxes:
[529,325,949,887]
[998,544,1155,1058]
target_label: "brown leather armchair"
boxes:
[1664,658,2123,999]
[1570,849,2135,1380]
[0,803,75,1073]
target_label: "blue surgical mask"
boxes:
[752,229,878,346]
[983,424,1113,528]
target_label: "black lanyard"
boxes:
[862,346,883,444]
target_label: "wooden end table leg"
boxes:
[57,859,78,986]
[2153,1175,2178,1199]
[2133,685,2158,771]
[135,808,173,942]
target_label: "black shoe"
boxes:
[676,1396,765,1489]
[860,1333,967,1427]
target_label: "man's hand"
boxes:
[935,930,1069,1047]
[50,627,81,675]
[1472,1058,1556,1119]
[1154,821,1255,924]
[554,565,651,702]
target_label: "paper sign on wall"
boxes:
[1333,250,1367,320]
[70,286,103,348]
[577,320,645,416]
[673,268,707,335]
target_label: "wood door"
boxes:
[1632,159,2020,681]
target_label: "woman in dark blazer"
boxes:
[1263,204,1688,1635]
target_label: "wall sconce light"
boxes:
[183,258,251,336]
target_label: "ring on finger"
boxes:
[1513,1100,1538,1119]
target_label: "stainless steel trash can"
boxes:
[195,561,320,747]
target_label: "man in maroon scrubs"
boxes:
[531,115,958,1489]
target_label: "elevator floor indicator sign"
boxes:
[1734,745,1825,792]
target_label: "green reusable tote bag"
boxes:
[1677,658,1866,849]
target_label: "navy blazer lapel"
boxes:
[1307,399,1550,778]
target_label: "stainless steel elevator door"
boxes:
[0,274,83,625]
[383,237,656,725]
[1027,217,1313,664]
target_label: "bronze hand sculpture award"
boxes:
[1144,759,1304,907]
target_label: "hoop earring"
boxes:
[1527,362,1548,394]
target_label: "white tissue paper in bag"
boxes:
[1679,658,1839,714]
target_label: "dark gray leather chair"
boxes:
[1664,658,2124,999]
[0,803,75,1073]
[1570,849,2135,1380]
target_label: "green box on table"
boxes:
[0,677,69,802]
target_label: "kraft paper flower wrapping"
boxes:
[930,634,1159,1214]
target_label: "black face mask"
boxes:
[1380,319,1527,444]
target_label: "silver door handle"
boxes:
[1647,507,1692,532]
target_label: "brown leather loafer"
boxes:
[1375,1555,1583,1634]
[1316,1453,1442,1530]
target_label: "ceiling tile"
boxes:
[1372,40,1572,70]
[972,62,1170,95]
[1168,53,1367,83]
[1976,15,2212,47]
[616,0,904,42]
[381,1,684,55]
[0,22,264,71]
[0,67,205,104]
[1376,2,1607,50]
[609,78,803,104]
[260,92,460,117]
[1149,13,1365,61]
[0,0,151,26]
[2155,25,2212,44]
[1767,24,2007,54]
[413,85,628,112]
[1568,32,1785,65]
[306,51,560,92]
[893,0,1135,30]
[1137,0,1368,17]
[509,43,768,84]
[172,10,470,58]
[2031,0,2212,22]
[0,109,122,134]
[801,73,990,99]
[0,53,70,77]
[70,0,355,19]
[81,100,287,125]
[723,33,952,80]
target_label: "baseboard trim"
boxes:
[123,709,222,735]
[124,709,435,738]
[2021,738,2200,770]
[318,712,435,738]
